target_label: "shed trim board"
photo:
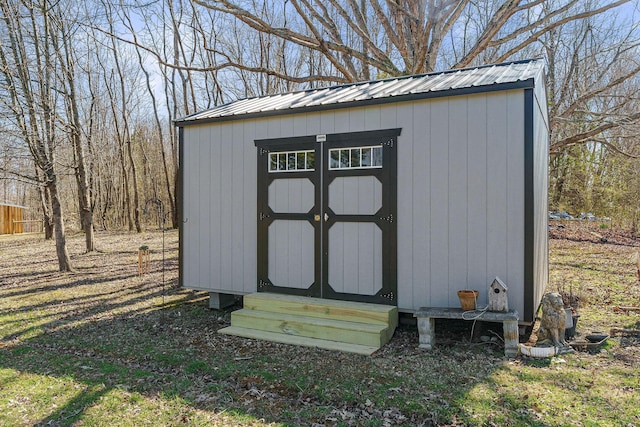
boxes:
[178,126,185,289]
[524,88,534,322]
[178,59,549,323]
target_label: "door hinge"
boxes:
[383,138,394,147]
[259,212,270,221]
[259,147,269,155]
[379,213,394,223]
[380,291,395,301]
[258,279,270,288]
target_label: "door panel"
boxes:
[268,178,315,213]
[328,176,382,215]
[256,138,320,297]
[322,131,397,304]
[268,220,315,289]
[328,222,382,296]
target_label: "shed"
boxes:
[176,58,549,324]
[0,203,26,234]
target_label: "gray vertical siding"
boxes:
[394,91,525,314]
[505,92,526,317]
[182,89,535,316]
[466,95,488,309]
[428,99,450,307]
[485,94,508,305]
[449,95,469,309]
[182,121,257,294]
[243,121,257,293]
[533,78,550,315]
[406,101,425,309]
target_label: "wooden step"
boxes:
[218,326,380,355]
[230,309,389,347]
[220,293,398,354]
[243,293,398,330]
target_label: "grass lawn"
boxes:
[0,228,638,426]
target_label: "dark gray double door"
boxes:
[255,129,400,305]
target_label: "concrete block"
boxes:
[209,292,236,309]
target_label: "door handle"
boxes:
[314,213,329,222]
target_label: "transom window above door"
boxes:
[269,150,315,172]
[329,145,382,170]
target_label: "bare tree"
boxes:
[3,0,635,236]
[542,2,640,209]
[191,1,628,77]
[51,7,96,251]
[96,0,144,232]
[0,0,73,271]
[120,5,177,228]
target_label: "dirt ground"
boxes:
[0,225,639,425]
[1,224,638,358]
[549,219,640,247]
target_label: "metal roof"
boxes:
[176,58,544,126]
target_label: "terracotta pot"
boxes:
[457,290,479,311]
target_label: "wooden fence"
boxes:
[0,204,43,234]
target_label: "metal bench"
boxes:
[414,307,520,357]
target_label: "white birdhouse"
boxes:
[488,277,509,312]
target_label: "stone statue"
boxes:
[536,292,574,354]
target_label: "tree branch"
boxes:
[454,0,521,68]
[551,111,640,153]
[494,0,631,63]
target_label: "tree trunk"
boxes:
[39,181,53,240]
[67,82,95,250]
[106,2,142,233]
[34,166,53,239]
[47,177,73,272]
[126,138,142,232]
[120,149,134,231]
[43,185,54,240]
[163,139,177,229]
[76,147,95,251]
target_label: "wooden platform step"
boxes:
[229,309,389,347]
[218,326,380,356]
[243,292,398,329]
[219,293,398,355]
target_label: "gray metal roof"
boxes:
[176,58,544,125]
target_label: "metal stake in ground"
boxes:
[143,198,168,307]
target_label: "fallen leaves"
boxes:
[0,227,639,425]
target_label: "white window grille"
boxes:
[269,150,315,172]
[329,145,383,170]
